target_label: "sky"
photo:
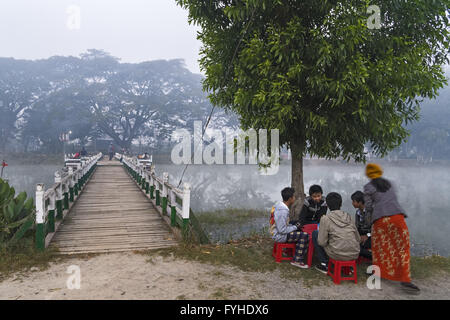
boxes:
[0,0,203,74]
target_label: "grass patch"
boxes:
[145,235,333,287]
[145,235,450,288]
[0,239,63,282]
[196,208,268,225]
[411,255,450,279]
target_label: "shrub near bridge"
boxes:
[0,178,35,247]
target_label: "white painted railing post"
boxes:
[155,172,160,206]
[150,165,155,199]
[68,167,74,203]
[81,159,86,178]
[48,191,56,233]
[139,164,144,187]
[170,188,176,226]
[181,183,191,231]
[63,174,69,211]
[162,172,169,215]
[55,171,63,220]
[35,184,46,250]
[75,162,81,196]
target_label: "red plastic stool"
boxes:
[272,242,296,263]
[327,259,357,284]
[302,224,318,267]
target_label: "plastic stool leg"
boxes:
[335,261,342,284]
[275,246,282,263]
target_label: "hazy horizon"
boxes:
[0,0,203,74]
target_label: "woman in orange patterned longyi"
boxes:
[363,163,420,295]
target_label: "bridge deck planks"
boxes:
[50,162,178,254]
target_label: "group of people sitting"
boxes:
[269,163,420,295]
[72,147,88,159]
[270,185,368,271]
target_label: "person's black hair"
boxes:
[351,191,365,204]
[281,187,295,202]
[326,192,342,211]
[371,177,392,193]
[309,185,323,196]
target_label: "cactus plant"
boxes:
[0,179,35,245]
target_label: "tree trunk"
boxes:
[290,141,305,222]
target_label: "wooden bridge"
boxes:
[35,153,208,254]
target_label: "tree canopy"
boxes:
[177,0,450,215]
[0,51,221,153]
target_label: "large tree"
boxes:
[177,0,450,217]
[0,59,50,151]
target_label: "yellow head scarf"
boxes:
[366,163,383,179]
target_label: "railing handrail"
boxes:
[118,153,191,227]
[34,152,103,250]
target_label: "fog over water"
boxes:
[155,161,450,257]
[2,165,62,199]
[3,160,449,256]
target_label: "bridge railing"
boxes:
[35,153,103,250]
[118,154,191,234]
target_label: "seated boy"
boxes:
[298,185,328,226]
[312,192,361,273]
[270,187,310,268]
[351,191,372,260]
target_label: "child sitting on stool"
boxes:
[270,187,310,268]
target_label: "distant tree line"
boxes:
[0,49,448,160]
[390,75,450,161]
[0,49,213,154]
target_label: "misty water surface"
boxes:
[1,165,62,199]
[155,162,450,257]
[3,161,449,256]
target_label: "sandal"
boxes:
[401,282,421,295]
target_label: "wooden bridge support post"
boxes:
[55,171,63,220]
[35,184,46,251]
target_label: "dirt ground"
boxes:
[0,251,449,300]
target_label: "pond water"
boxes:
[154,161,450,257]
[1,165,63,200]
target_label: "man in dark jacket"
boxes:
[299,185,328,226]
[351,191,372,259]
